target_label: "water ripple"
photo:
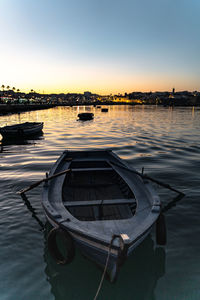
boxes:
[0,105,200,300]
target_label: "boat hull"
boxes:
[46,212,153,282]
[0,122,43,138]
[78,113,94,120]
[71,226,152,281]
[42,150,161,281]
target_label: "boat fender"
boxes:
[118,242,128,266]
[156,213,167,246]
[47,227,75,264]
[112,234,128,266]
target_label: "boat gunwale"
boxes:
[44,207,154,251]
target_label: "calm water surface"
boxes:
[0,105,200,300]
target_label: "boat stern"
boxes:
[71,232,131,282]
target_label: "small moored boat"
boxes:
[101,108,108,112]
[78,113,94,120]
[42,150,164,282]
[0,122,43,138]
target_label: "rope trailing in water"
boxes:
[93,235,121,300]
[17,168,71,195]
[162,193,185,213]
[110,161,184,195]
[20,192,45,230]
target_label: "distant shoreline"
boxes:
[0,102,199,116]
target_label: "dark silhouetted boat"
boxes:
[77,113,94,120]
[0,122,43,138]
[43,150,163,282]
[101,108,108,112]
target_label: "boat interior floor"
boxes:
[62,161,137,221]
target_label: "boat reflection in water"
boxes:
[43,222,165,300]
[0,132,44,152]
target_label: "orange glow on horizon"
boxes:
[1,47,199,95]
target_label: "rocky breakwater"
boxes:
[0,103,55,115]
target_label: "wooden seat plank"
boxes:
[63,198,136,207]
[71,167,113,172]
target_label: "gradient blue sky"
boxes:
[0,0,200,94]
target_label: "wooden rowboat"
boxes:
[0,122,43,138]
[42,150,164,282]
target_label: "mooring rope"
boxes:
[110,161,184,195]
[93,235,120,300]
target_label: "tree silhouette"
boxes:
[1,85,5,91]
[6,85,10,90]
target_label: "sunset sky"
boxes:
[0,0,200,95]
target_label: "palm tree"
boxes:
[6,85,10,90]
[17,89,20,93]
[12,87,15,92]
[1,85,5,91]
